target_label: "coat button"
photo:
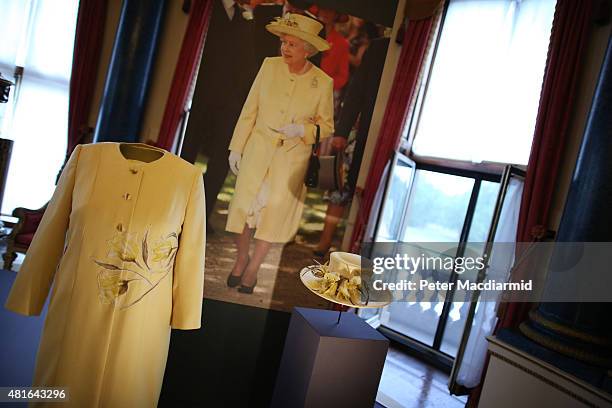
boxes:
[123,193,131,200]
[116,223,123,232]
[130,168,138,174]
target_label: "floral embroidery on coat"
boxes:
[94,228,178,309]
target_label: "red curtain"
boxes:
[156,0,214,152]
[67,0,108,156]
[349,17,434,252]
[497,0,593,330]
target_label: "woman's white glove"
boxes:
[278,123,305,139]
[228,151,242,175]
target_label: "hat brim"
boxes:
[300,267,393,309]
[266,24,331,52]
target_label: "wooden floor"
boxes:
[378,345,467,408]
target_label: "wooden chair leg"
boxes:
[3,250,17,271]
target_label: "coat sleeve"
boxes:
[303,76,335,145]
[228,58,267,154]
[5,145,81,316]
[170,169,206,330]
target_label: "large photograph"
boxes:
[181,0,392,312]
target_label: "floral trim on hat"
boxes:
[273,15,299,28]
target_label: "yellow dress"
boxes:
[5,142,206,407]
[226,56,334,243]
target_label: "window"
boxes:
[371,161,500,364]
[0,0,79,213]
[410,0,556,165]
[364,0,556,371]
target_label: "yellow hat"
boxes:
[266,13,330,52]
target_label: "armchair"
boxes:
[3,203,47,270]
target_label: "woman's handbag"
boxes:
[304,125,321,188]
[305,125,345,191]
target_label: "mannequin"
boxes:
[5,142,206,407]
[119,143,165,163]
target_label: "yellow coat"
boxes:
[5,143,206,407]
[226,57,334,243]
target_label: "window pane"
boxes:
[378,171,474,349]
[1,0,78,213]
[440,301,474,357]
[440,182,499,355]
[376,159,415,242]
[412,0,556,165]
[381,301,442,347]
[3,78,69,212]
[24,0,78,79]
[400,170,474,242]
[467,181,500,243]
[0,0,30,73]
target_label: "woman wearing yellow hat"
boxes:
[225,13,334,293]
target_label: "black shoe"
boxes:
[238,280,257,294]
[227,256,250,288]
[227,274,242,288]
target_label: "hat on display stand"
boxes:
[300,251,392,310]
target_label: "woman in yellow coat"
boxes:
[225,14,334,293]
